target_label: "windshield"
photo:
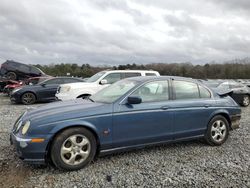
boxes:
[90,79,139,103]
[86,71,106,83]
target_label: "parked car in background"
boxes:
[203,80,250,107]
[0,78,20,92]
[3,80,24,95]
[56,70,160,101]
[10,76,241,170]
[25,76,53,85]
[0,60,46,80]
[10,77,85,104]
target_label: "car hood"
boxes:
[22,99,112,126]
[63,82,96,89]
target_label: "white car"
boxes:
[56,70,160,101]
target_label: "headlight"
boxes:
[60,85,71,92]
[12,88,21,93]
[22,121,30,135]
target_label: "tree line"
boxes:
[35,59,250,79]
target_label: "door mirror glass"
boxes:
[127,96,142,104]
[100,79,108,85]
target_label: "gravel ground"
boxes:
[0,93,249,188]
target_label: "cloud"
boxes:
[0,0,250,65]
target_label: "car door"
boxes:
[171,80,216,139]
[38,78,64,101]
[112,80,174,148]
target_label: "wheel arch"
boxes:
[208,111,231,129]
[45,123,100,163]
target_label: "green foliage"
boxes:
[35,60,250,79]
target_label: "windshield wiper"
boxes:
[87,97,94,102]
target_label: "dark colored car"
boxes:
[10,77,84,104]
[25,76,53,85]
[10,76,241,171]
[204,80,250,107]
[0,60,46,80]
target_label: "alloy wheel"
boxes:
[211,120,227,143]
[60,134,91,166]
[243,96,250,106]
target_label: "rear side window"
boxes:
[44,78,63,85]
[145,73,156,76]
[18,64,30,72]
[173,81,199,99]
[199,85,211,98]
[63,78,82,83]
[123,72,141,78]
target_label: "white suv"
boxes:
[56,70,160,101]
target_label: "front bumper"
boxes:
[10,133,51,164]
[10,92,21,103]
[230,114,241,129]
[55,92,75,101]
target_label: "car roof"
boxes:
[125,76,194,82]
[102,70,159,73]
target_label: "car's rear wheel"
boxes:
[241,95,250,107]
[205,115,229,146]
[21,92,36,105]
[6,72,17,80]
[50,127,96,171]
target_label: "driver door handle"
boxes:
[161,106,169,110]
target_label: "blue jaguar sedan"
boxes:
[10,76,241,171]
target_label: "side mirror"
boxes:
[127,96,142,104]
[100,79,108,85]
[41,83,46,87]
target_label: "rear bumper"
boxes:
[10,133,51,164]
[230,114,241,129]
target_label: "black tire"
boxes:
[205,115,229,146]
[6,72,17,80]
[21,92,36,105]
[50,127,96,171]
[241,95,250,107]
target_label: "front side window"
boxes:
[103,73,121,84]
[130,81,169,103]
[86,71,106,83]
[174,80,199,99]
[91,79,138,103]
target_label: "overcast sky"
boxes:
[0,0,250,65]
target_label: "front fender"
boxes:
[49,120,98,134]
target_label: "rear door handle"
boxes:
[161,106,169,110]
[204,104,211,108]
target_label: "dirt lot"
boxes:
[0,93,249,188]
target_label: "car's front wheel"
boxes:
[241,95,250,107]
[50,127,96,171]
[205,115,229,146]
[21,92,36,105]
